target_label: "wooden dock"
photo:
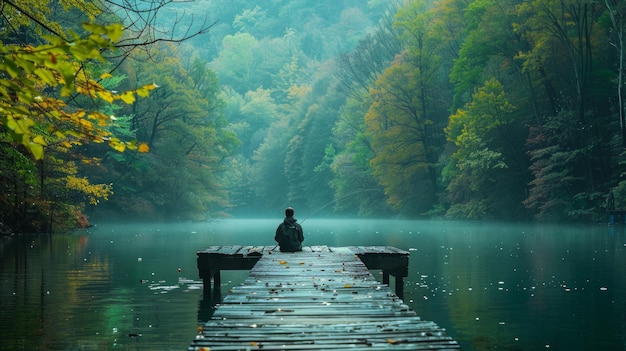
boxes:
[197,245,409,298]
[190,246,459,350]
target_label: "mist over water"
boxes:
[1,219,625,350]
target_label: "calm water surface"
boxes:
[1,219,625,350]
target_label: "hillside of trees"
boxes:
[1,0,625,233]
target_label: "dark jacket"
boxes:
[275,216,304,252]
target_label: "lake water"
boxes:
[1,219,625,350]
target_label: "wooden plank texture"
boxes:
[189,249,458,350]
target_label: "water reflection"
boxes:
[0,220,625,350]
[402,222,626,350]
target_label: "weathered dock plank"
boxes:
[189,249,458,350]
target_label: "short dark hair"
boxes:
[285,207,294,217]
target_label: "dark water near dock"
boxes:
[1,219,625,350]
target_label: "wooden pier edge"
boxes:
[197,245,409,298]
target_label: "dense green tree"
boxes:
[93,43,238,220]
[238,88,280,158]
[515,0,615,219]
[330,97,390,217]
[210,33,260,94]
[444,79,516,218]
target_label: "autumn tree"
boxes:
[0,19,156,232]
[360,0,452,216]
[365,57,436,216]
[0,0,216,231]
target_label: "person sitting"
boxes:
[274,207,304,252]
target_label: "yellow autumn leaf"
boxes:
[138,143,150,153]
[6,118,22,134]
[120,91,135,104]
[79,119,93,129]
[136,83,158,97]
[32,135,48,146]
[29,142,44,160]
[97,90,114,103]
[100,73,113,79]
[108,139,126,152]
[279,260,288,265]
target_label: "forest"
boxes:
[1,0,625,233]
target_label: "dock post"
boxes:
[395,276,404,299]
[202,277,210,296]
[213,271,221,287]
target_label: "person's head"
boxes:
[285,207,294,217]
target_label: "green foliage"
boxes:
[4,0,625,226]
[0,23,153,160]
[443,79,522,218]
[0,18,156,232]
[523,111,604,221]
[330,98,390,217]
[210,33,260,93]
[94,42,238,220]
[365,57,437,215]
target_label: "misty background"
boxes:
[2,0,626,232]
